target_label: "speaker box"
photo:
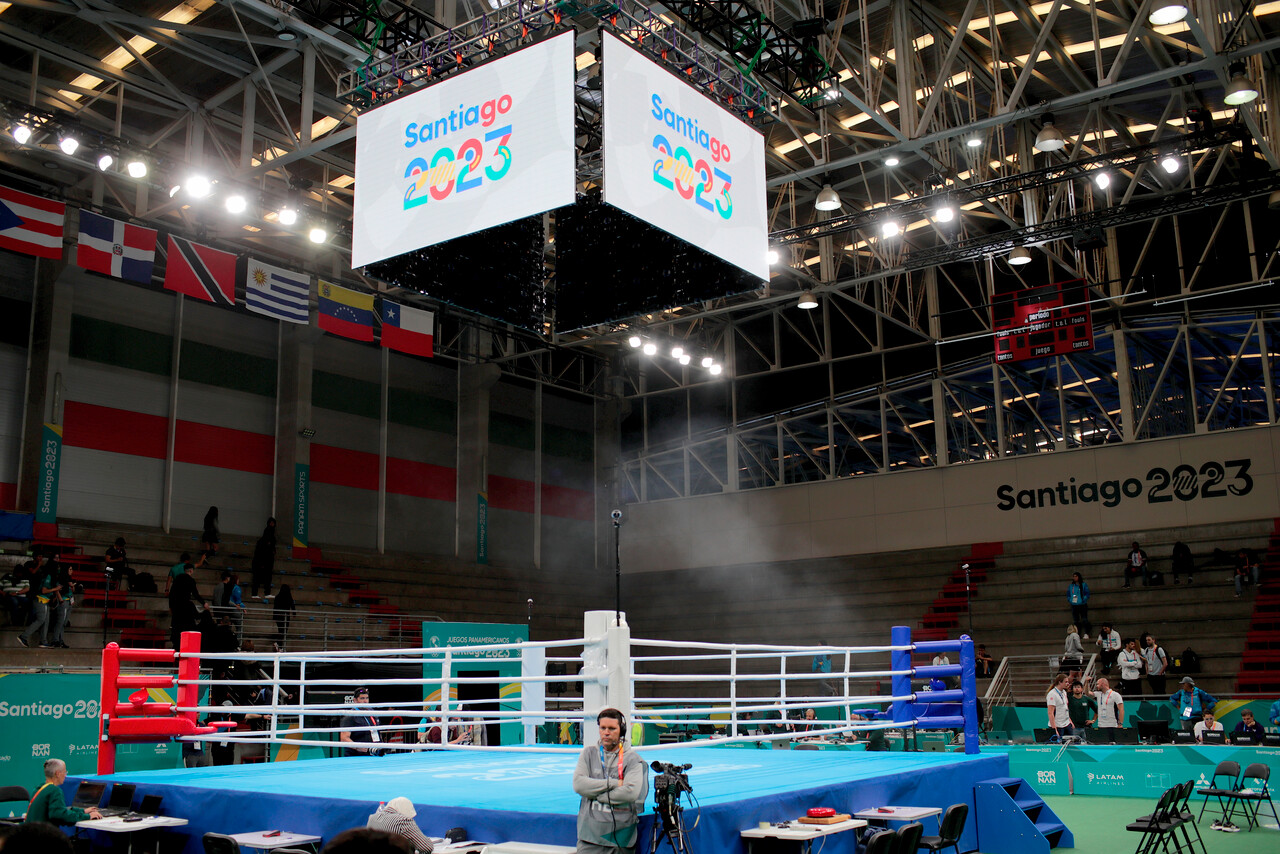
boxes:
[1071,226,1107,251]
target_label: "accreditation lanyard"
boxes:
[600,743,624,781]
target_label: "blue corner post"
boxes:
[959,634,979,754]
[890,625,913,727]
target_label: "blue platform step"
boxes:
[975,776,1073,852]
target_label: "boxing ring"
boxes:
[76,612,1013,854]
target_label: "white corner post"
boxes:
[582,610,633,746]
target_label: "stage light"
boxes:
[671,346,684,359]
[225,193,247,214]
[1149,1,1188,26]
[701,356,713,368]
[278,205,297,225]
[825,84,840,102]
[12,123,31,144]
[797,291,818,310]
[934,200,956,223]
[965,134,982,148]
[1094,170,1111,189]
[815,183,841,211]
[885,154,901,167]
[96,152,114,171]
[1223,62,1259,106]
[186,174,212,199]
[1009,246,1033,265]
[678,354,691,365]
[767,249,780,265]
[628,336,642,348]
[1034,114,1065,152]
[709,363,723,376]
[880,219,900,239]
[1161,154,1181,173]
[168,184,181,198]
[274,25,296,41]
[126,158,147,178]
[58,134,79,155]
[642,342,657,356]
[308,226,328,244]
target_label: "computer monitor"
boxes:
[1203,730,1226,745]
[1171,730,1194,744]
[137,794,163,815]
[1229,732,1257,745]
[107,783,135,810]
[1135,719,1170,744]
[1264,733,1280,747]
[72,782,105,809]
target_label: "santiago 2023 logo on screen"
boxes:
[402,93,514,209]
[649,93,733,221]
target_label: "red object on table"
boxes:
[807,807,837,818]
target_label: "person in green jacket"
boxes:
[25,759,101,825]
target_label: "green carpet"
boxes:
[1031,794,1277,853]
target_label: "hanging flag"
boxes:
[318,280,374,341]
[76,210,158,284]
[0,184,65,259]
[380,300,434,358]
[245,257,310,324]
[164,235,236,305]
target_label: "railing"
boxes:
[983,653,1098,710]
[206,605,444,652]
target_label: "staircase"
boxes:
[1234,517,1280,693]
[917,542,1003,641]
[975,777,1073,852]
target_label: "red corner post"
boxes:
[98,643,121,775]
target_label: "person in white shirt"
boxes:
[1143,637,1168,695]
[1116,638,1144,694]
[1193,711,1224,743]
[1090,676,1125,738]
[1046,673,1073,740]
[1095,624,1122,675]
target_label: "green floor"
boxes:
[1014,795,1279,854]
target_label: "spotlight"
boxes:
[1148,1,1189,26]
[678,354,691,365]
[628,336,642,348]
[965,134,982,148]
[12,123,31,144]
[671,346,684,359]
[277,205,297,225]
[186,174,212,199]
[1094,170,1111,189]
[797,290,818,310]
[767,249,780,265]
[274,25,296,41]
[1034,114,1065,152]
[225,193,247,214]
[825,84,840,102]
[168,184,181,198]
[642,342,657,356]
[709,363,723,376]
[933,200,956,223]
[126,158,147,178]
[880,219,900,238]
[1160,154,1181,173]
[308,226,328,244]
[1223,62,1259,106]
[885,154,901,167]
[58,134,79,155]
[815,183,841,211]
[96,152,114,171]
[1009,246,1033,265]
[700,356,713,368]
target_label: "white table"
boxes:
[76,815,189,854]
[852,806,942,823]
[740,818,867,854]
[230,830,323,851]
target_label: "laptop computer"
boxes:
[71,781,106,810]
[98,783,136,817]
[121,794,163,819]
[1171,730,1194,744]
[1202,730,1226,745]
[1230,732,1257,745]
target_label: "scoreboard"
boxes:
[992,280,1095,363]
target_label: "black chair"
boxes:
[202,833,242,854]
[1224,762,1278,831]
[1170,780,1205,853]
[1126,786,1185,854]
[0,785,30,827]
[893,822,923,854]
[864,830,897,854]
[917,803,968,854]
[1195,760,1240,824]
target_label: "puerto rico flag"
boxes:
[76,210,157,284]
[318,280,374,341]
[0,184,65,258]
[164,234,236,306]
[380,300,433,358]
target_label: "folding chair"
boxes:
[202,833,242,854]
[1126,787,1184,854]
[864,830,896,854]
[1224,762,1278,831]
[1170,780,1205,853]
[0,785,30,827]
[893,821,923,854]
[1195,760,1240,825]
[918,803,968,854]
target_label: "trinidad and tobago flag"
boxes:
[163,234,236,305]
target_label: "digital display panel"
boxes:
[352,31,576,268]
[993,280,1095,363]
[601,31,768,280]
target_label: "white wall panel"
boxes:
[314,336,381,381]
[64,362,169,417]
[387,424,455,468]
[182,297,278,358]
[312,408,380,455]
[389,351,456,401]
[171,463,272,538]
[177,383,274,435]
[59,447,163,526]
[489,443,535,480]
[310,482,377,549]
[0,346,25,488]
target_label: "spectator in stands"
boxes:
[2,560,32,627]
[1067,573,1091,637]
[168,562,210,649]
[17,557,60,649]
[1143,636,1169,695]
[1234,708,1265,738]
[1170,677,1216,730]
[1089,676,1124,738]
[211,570,231,616]
[366,798,434,853]
[46,564,78,649]
[251,517,277,600]
[323,828,413,854]
[25,758,100,824]
[164,552,192,595]
[104,537,134,590]
[1068,680,1096,732]
[226,573,245,641]
[1046,673,1073,740]
[1116,638,1143,694]
[1233,548,1260,598]
[1123,541,1149,589]
[1062,625,1084,677]
[975,643,994,677]
[1193,711,1223,743]
[273,583,296,650]
[1171,540,1194,585]
[195,506,220,569]
[1095,623,1121,675]
[341,687,382,756]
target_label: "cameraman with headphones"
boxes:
[572,708,649,854]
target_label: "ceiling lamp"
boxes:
[1034,114,1065,152]
[277,205,298,225]
[1094,170,1111,189]
[1160,154,1181,173]
[767,249,780,265]
[880,219,900,239]
[1148,1,1189,26]
[186,174,212,199]
[96,152,114,171]
[709,363,723,376]
[815,182,842,211]
[797,290,818,310]
[225,193,247,214]
[308,226,328,244]
[884,154,901,167]
[126,158,147,178]
[700,356,713,368]
[11,123,31,144]
[628,336,642,348]
[642,342,658,356]
[274,25,296,41]
[933,199,956,223]
[1009,246,1033,265]
[58,134,79,155]
[670,346,684,358]
[965,134,982,148]
[678,354,691,365]
[1223,62,1259,106]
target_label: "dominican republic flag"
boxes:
[318,280,374,341]
[246,258,310,324]
[164,235,236,306]
[380,300,434,358]
[0,184,65,259]
[76,210,158,284]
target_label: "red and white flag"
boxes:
[0,184,65,259]
[163,234,236,305]
[380,299,434,357]
[76,210,158,284]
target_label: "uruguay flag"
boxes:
[76,210,157,284]
[380,300,434,358]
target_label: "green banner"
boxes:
[36,423,62,524]
[422,622,527,746]
[477,492,488,565]
[293,463,309,551]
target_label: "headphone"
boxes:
[597,708,627,736]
